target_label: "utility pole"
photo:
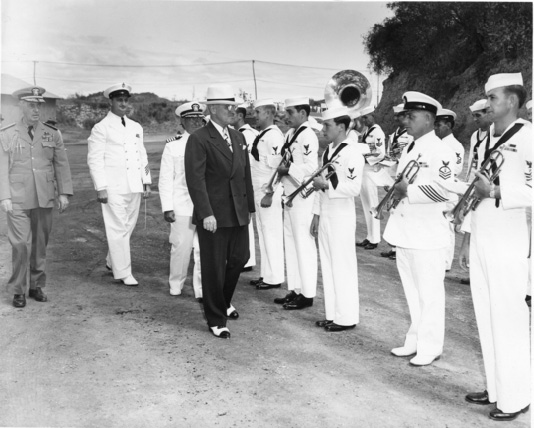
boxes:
[33,61,38,85]
[252,60,258,99]
[376,71,380,106]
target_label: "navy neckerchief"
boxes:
[322,142,348,189]
[281,125,308,162]
[251,128,272,162]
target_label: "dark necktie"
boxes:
[28,125,34,140]
[121,117,126,127]
[407,142,415,153]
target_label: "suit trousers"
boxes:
[284,195,317,298]
[254,189,284,284]
[360,164,381,244]
[7,208,53,294]
[169,215,202,298]
[102,193,141,279]
[396,246,447,357]
[197,225,249,327]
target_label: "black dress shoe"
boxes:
[380,250,395,258]
[242,266,253,272]
[13,294,26,308]
[227,306,239,319]
[28,287,48,302]
[356,239,370,247]
[196,297,203,304]
[526,295,531,307]
[256,282,281,290]
[389,253,396,260]
[465,390,494,405]
[460,278,470,285]
[325,323,356,332]
[249,277,264,286]
[364,243,378,250]
[283,294,313,310]
[489,405,529,421]
[315,319,333,327]
[274,290,297,304]
[209,326,231,339]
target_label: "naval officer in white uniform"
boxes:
[87,83,151,286]
[159,102,204,300]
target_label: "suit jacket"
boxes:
[0,119,73,209]
[185,121,255,227]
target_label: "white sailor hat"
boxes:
[393,103,405,114]
[402,91,441,115]
[485,72,523,93]
[469,99,488,113]
[436,108,457,122]
[308,116,323,132]
[322,106,350,121]
[254,98,275,109]
[359,105,375,117]
[349,109,361,119]
[175,101,205,118]
[104,82,132,99]
[285,97,310,108]
[13,86,46,103]
[526,100,532,110]
[203,84,241,105]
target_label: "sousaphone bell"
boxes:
[324,69,372,115]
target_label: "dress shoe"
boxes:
[28,287,47,302]
[489,405,529,421]
[389,253,397,260]
[12,294,26,308]
[209,326,231,339]
[364,242,378,250]
[315,319,333,328]
[380,250,395,258]
[241,266,253,272]
[325,323,356,332]
[274,290,297,304]
[121,275,139,286]
[256,282,281,290]
[465,390,494,405]
[196,297,203,303]
[460,278,470,285]
[249,277,264,286]
[227,305,239,319]
[409,354,441,366]
[283,294,313,310]
[391,346,417,357]
[526,295,531,307]
[356,239,370,247]
[105,263,112,271]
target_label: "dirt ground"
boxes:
[0,134,531,428]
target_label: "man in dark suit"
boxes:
[185,85,255,339]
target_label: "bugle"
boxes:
[282,154,341,208]
[261,151,292,195]
[444,150,504,225]
[371,154,421,220]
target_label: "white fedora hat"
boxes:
[203,84,241,105]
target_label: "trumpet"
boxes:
[371,154,421,220]
[261,151,292,195]
[282,154,340,208]
[444,150,504,225]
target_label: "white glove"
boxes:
[1,199,13,213]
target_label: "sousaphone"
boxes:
[324,69,372,116]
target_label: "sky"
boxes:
[1,0,393,103]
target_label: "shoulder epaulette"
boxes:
[43,122,58,131]
[166,135,183,143]
[0,123,16,132]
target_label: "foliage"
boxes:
[364,2,532,81]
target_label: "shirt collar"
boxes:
[211,120,228,139]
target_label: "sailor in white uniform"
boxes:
[159,102,204,300]
[87,83,151,286]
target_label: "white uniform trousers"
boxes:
[244,221,256,268]
[169,215,202,298]
[444,200,456,270]
[396,246,447,357]
[284,195,317,298]
[470,211,530,413]
[102,192,141,279]
[318,209,359,326]
[360,164,382,244]
[254,189,284,284]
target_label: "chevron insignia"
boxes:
[439,161,451,180]
[526,160,532,183]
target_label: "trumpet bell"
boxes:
[370,207,384,220]
[324,69,372,115]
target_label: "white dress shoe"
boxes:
[210,326,231,339]
[409,354,441,366]
[391,346,417,357]
[121,275,139,286]
[226,305,239,319]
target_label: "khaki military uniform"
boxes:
[0,119,73,294]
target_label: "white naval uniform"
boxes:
[238,123,259,269]
[442,133,465,270]
[281,122,318,298]
[250,124,285,284]
[87,111,151,279]
[313,141,364,325]
[159,131,202,298]
[358,124,393,244]
[467,119,531,413]
[383,131,456,358]
[387,127,413,178]
[466,129,488,182]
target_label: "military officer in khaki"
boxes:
[0,86,73,308]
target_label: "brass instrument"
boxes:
[261,151,292,195]
[371,154,421,220]
[324,69,372,116]
[445,150,504,225]
[282,154,341,208]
